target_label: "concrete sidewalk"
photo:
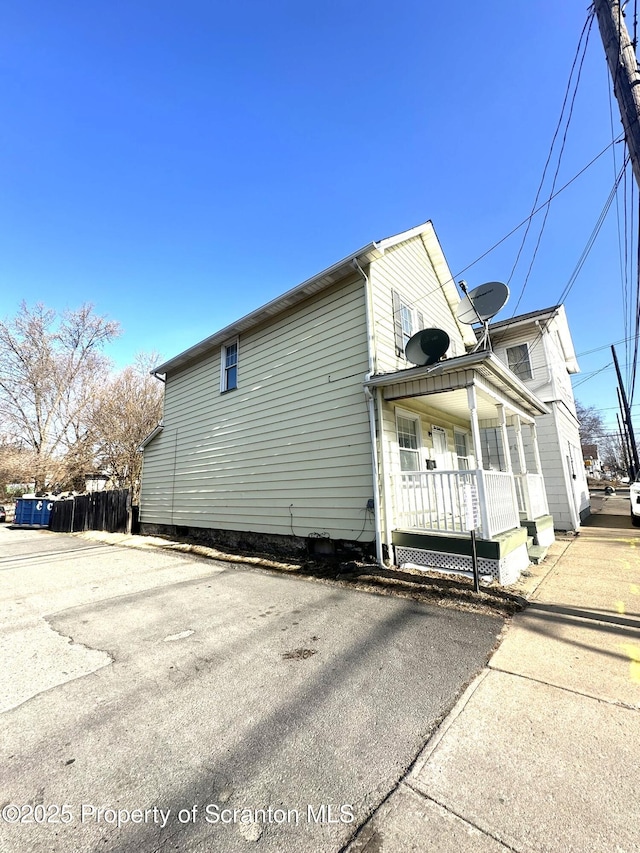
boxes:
[346,501,640,852]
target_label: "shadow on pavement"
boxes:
[582,513,635,529]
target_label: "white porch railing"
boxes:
[480,470,521,537]
[514,472,549,519]
[395,469,521,540]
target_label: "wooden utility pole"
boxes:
[594,0,640,189]
[595,1,640,477]
[612,345,640,476]
[617,410,631,474]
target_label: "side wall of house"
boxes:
[140,275,374,542]
[534,403,589,530]
[491,317,588,529]
[492,326,554,403]
[369,236,469,373]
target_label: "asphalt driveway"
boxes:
[0,527,503,853]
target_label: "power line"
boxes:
[448,135,623,286]
[503,159,628,380]
[510,11,595,315]
[575,333,639,356]
[507,11,595,296]
[555,156,629,306]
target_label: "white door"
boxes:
[431,426,453,526]
[432,426,448,469]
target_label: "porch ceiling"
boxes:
[405,387,499,421]
[364,350,549,419]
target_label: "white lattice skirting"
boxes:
[395,543,529,586]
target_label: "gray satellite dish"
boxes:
[456,281,510,325]
[405,328,450,366]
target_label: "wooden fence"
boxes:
[49,489,132,534]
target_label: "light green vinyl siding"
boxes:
[369,236,468,373]
[140,276,374,540]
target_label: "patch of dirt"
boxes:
[282,648,318,660]
[78,530,529,617]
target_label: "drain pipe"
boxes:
[352,258,385,567]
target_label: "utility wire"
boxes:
[572,362,615,387]
[576,333,639,356]
[555,157,628,305]
[443,135,624,289]
[506,11,595,294]
[510,11,595,315]
[630,197,640,405]
[499,159,628,379]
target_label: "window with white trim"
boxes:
[221,339,238,392]
[506,343,533,380]
[396,413,421,471]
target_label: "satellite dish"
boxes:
[456,281,510,325]
[405,328,450,366]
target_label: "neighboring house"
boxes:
[84,472,110,492]
[582,444,604,480]
[488,306,590,531]
[140,221,553,585]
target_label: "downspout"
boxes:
[353,258,385,567]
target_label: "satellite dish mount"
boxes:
[455,281,510,351]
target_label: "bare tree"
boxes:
[90,354,163,500]
[575,401,606,445]
[575,400,627,474]
[0,302,120,491]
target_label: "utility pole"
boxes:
[594,0,640,189]
[612,345,640,476]
[595,1,640,477]
[617,410,631,474]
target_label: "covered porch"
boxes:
[366,351,552,584]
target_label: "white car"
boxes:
[630,479,640,526]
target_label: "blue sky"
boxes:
[0,1,634,438]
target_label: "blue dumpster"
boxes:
[13,497,55,527]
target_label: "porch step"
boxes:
[527,544,548,565]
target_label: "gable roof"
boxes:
[487,304,580,374]
[153,220,473,375]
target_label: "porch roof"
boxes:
[364,350,550,420]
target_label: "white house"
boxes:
[487,306,590,531]
[582,444,604,480]
[140,221,554,584]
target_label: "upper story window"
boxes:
[392,290,424,358]
[506,343,533,381]
[221,339,238,392]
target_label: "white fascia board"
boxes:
[153,243,384,375]
[419,224,478,349]
[151,219,477,376]
[138,422,164,451]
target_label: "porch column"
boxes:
[513,415,527,475]
[377,387,394,561]
[513,414,531,518]
[529,422,543,475]
[467,385,484,469]
[498,404,521,523]
[467,385,490,537]
[497,405,512,474]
